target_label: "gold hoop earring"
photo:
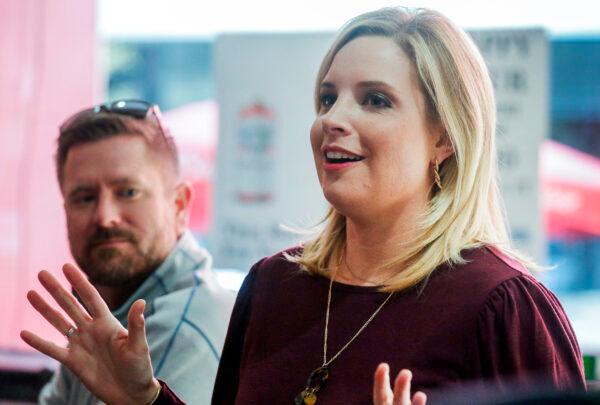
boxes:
[433,159,442,190]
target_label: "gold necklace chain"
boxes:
[322,270,394,367]
[294,268,395,405]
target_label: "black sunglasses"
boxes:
[60,99,168,139]
[93,99,155,118]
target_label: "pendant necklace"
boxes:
[294,268,394,405]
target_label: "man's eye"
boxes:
[118,188,139,198]
[363,93,392,108]
[71,194,95,205]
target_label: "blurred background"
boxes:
[1,0,599,401]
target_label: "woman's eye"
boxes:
[363,93,391,108]
[319,94,336,108]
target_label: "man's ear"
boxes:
[173,181,193,236]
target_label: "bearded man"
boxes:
[38,100,234,404]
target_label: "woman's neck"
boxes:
[337,207,423,286]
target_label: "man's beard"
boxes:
[75,227,163,287]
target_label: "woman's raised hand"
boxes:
[373,363,427,405]
[20,264,160,404]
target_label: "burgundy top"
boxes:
[158,246,587,404]
[156,380,187,404]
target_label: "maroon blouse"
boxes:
[159,246,587,404]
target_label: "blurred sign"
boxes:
[470,29,549,262]
[211,33,331,270]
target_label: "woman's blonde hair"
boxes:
[289,7,535,291]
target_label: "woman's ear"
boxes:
[434,131,454,164]
[173,181,193,236]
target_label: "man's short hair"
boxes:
[56,104,180,185]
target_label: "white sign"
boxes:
[470,29,549,262]
[211,33,333,270]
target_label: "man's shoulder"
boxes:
[143,283,227,403]
[151,232,236,318]
[144,240,235,346]
[148,275,234,324]
[144,275,234,362]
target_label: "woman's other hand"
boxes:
[373,363,427,405]
[20,263,159,405]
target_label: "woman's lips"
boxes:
[321,146,365,171]
[323,159,363,171]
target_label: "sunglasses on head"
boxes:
[93,99,155,118]
[60,99,168,139]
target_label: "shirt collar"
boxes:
[111,230,212,323]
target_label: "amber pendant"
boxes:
[294,366,329,405]
[294,388,317,405]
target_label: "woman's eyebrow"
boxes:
[319,82,335,91]
[356,80,395,91]
[320,80,396,91]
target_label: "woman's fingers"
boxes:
[20,330,68,363]
[38,270,91,327]
[373,363,393,405]
[27,290,74,337]
[412,391,427,405]
[62,263,111,318]
[392,369,412,405]
[127,299,149,353]
[373,365,427,405]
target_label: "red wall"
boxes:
[0,0,96,350]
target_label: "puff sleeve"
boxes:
[475,274,586,391]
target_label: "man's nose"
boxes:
[93,195,122,228]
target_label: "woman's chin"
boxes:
[323,190,369,218]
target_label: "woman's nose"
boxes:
[320,101,353,137]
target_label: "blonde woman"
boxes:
[22,7,585,405]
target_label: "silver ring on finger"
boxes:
[65,326,77,338]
